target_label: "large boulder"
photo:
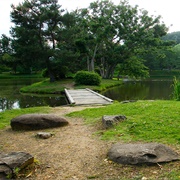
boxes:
[11,114,69,131]
[102,115,127,128]
[0,152,34,179]
[108,143,179,165]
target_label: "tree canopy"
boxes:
[162,31,180,44]
[0,0,173,80]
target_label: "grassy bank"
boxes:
[2,100,179,146]
[68,100,180,145]
[20,79,123,94]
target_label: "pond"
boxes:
[0,78,67,112]
[102,79,174,102]
[0,78,174,112]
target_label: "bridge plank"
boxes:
[65,89,113,105]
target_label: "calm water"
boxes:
[102,80,174,102]
[0,79,174,111]
[0,78,67,112]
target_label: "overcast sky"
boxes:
[0,0,179,36]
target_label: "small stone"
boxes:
[36,132,54,139]
[102,115,127,128]
[121,100,137,103]
[142,177,148,180]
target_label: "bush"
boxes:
[41,69,49,78]
[41,66,69,79]
[74,71,101,85]
[172,76,180,100]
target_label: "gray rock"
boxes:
[36,132,54,139]
[11,114,69,131]
[0,164,11,179]
[121,100,137,104]
[102,115,127,128]
[0,152,34,178]
[108,143,179,165]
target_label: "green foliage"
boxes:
[0,72,43,79]
[8,0,171,80]
[162,31,180,44]
[171,43,180,69]
[68,100,180,145]
[82,0,168,78]
[10,0,64,81]
[41,65,70,80]
[118,56,149,79]
[74,71,101,85]
[150,70,180,78]
[172,76,180,100]
[41,69,49,78]
[0,64,11,73]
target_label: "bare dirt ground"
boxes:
[0,106,114,180]
[0,106,179,180]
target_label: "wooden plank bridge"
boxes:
[65,88,113,105]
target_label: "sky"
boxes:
[0,0,179,36]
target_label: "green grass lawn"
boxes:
[20,78,122,94]
[68,100,180,145]
[20,79,71,94]
[2,100,179,146]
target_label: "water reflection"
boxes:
[103,80,173,101]
[0,79,67,111]
[0,98,18,111]
[18,94,67,108]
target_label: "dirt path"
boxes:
[1,106,179,180]
[0,106,115,180]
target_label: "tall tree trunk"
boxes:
[99,57,106,78]
[46,58,55,82]
[106,64,116,79]
[87,56,90,71]
[90,44,98,72]
[99,58,117,79]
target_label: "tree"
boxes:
[118,56,149,79]
[9,0,170,80]
[0,34,19,73]
[0,34,12,54]
[75,0,168,78]
[171,44,180,69]
[10,0,64,81]
[162,31,180,44]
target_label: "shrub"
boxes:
[41,68,49,78]
[74,71,101,85]
[172,76,180,100]
[41,66,68,79]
